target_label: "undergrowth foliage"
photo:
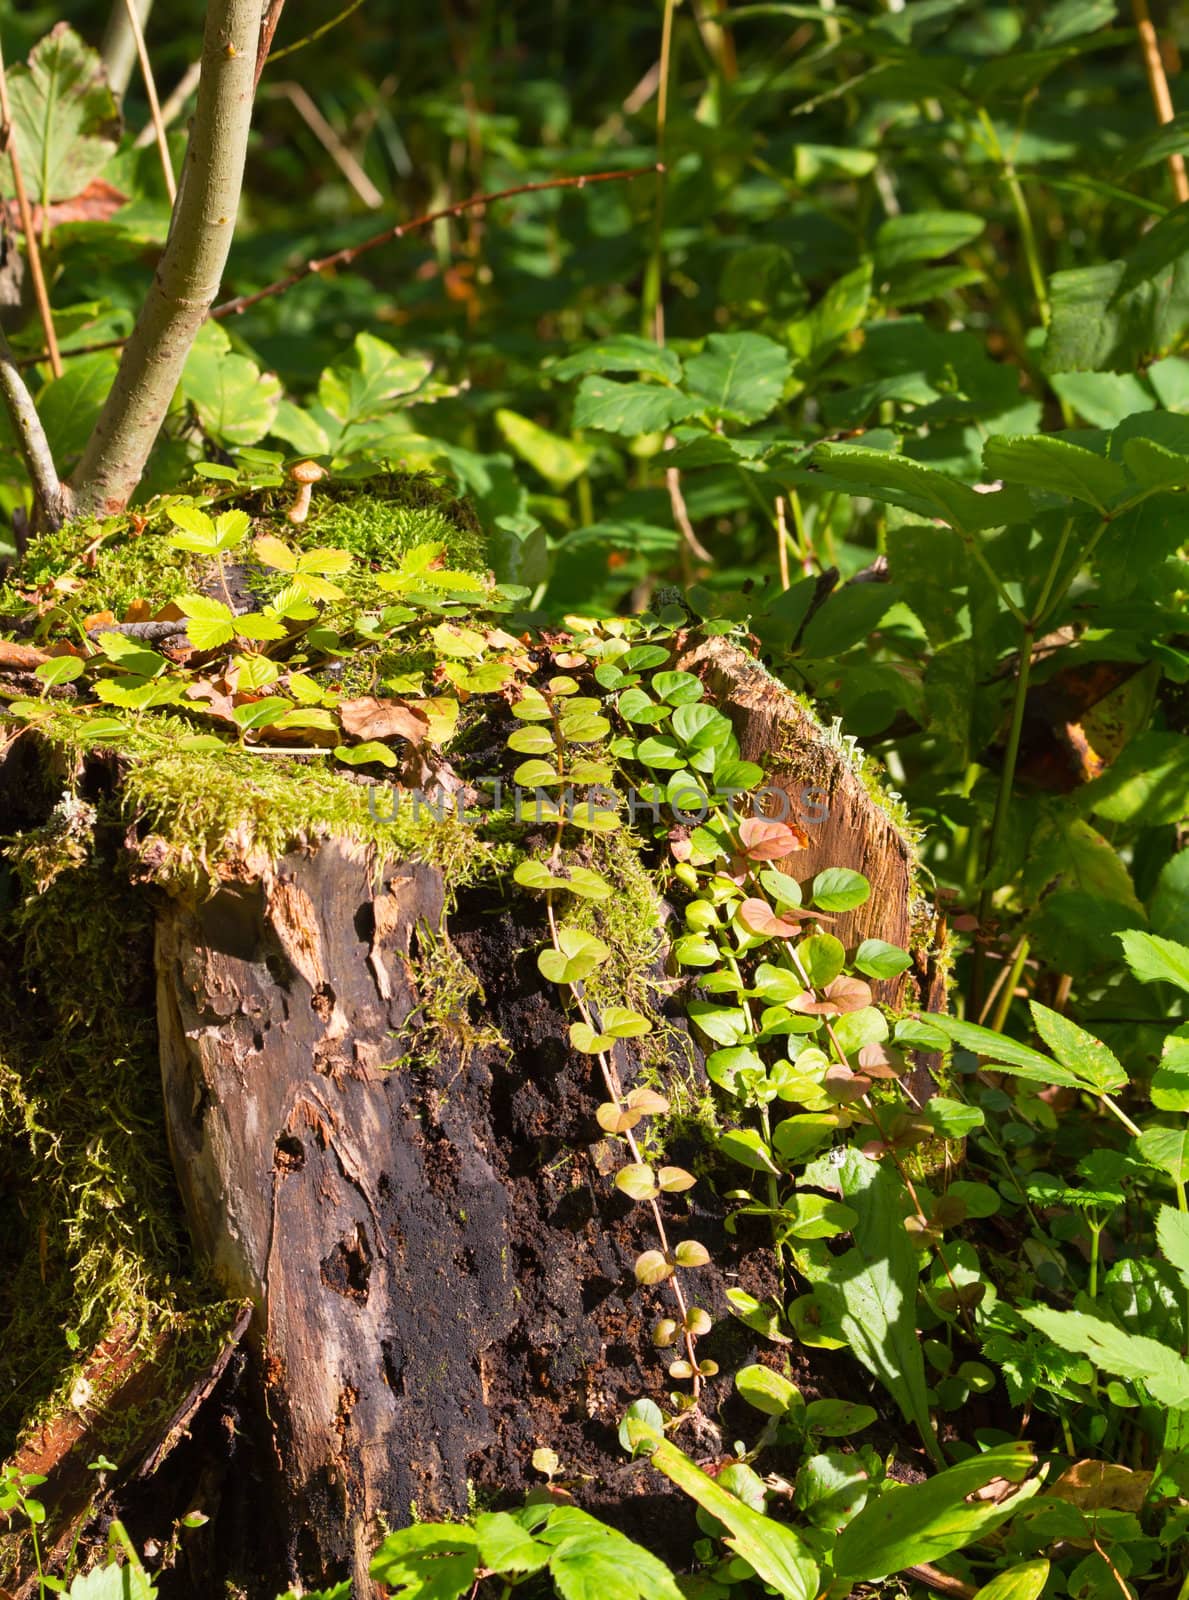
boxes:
[2,472,1188,1599]
[1,0,1189,1596]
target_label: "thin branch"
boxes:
[213,163,661,319]
[0,39,62,378]
[665,461,712,565]
[101,0,154,100]
[134,60,202,149]
[266,81,383,208]
[17,165,663,371]
[254,0,287,90]
[122,0,177,203]
[71,0,260,518]
[0,325,69,530]
[262,0,365,71]
[1132,0,1189,204]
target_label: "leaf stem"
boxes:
[977,108,1050,325]
[0,37,62,378]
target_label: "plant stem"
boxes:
[642,0,677,343]
[977,108,1049,325]
[0,325,69,530]
[102,0,155,99]
[72,0,261,517]
[975,623,1033,926]
[0,39,62,379]
[1131,0,1189,204]
[988,938,1029,1034]
[122,0,177,202]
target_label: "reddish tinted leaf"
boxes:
[739,897,822,938]
[857,1042,903,1079]
[823,975,873,1014]
[6,178,127,232]
[738,817,808,861]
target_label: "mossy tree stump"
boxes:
[1,488,945,1598]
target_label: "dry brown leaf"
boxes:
[0,639,51,670]
[339,697,430,745]
[6,178,128,232]
[1049,1460,1151,1512]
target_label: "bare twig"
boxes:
[122,0,177,202]
[0,325,69,530]
[665,460,712,565]
[0,40,62,378]
[16,166,662,373]
[102,0,153,100]
[213,163,661,319]
[85,619,187,641]
[72,0,260,517]
[774,495,790,591]
[1132,0,1189,204]
[262,0,365,71]
[254,0,287,89]
[266,81,383,208]
[134,60,202,148]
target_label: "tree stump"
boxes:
[4,636,946,1598]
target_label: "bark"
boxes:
[71,0,259,518]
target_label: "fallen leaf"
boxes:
[6,177,127,232]
[339,697,430,745]
[1049,1461,1152,1512]
[0,640,51,670]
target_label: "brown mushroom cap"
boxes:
[288,460,328,484]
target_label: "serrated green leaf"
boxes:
[1028,1003,1126,1093]
[683,332,791,423]
[368,1521,479,1597]
[9,26,118,207]
[542,1506,684,1600]
[573,376,701,435]
[550,336,682,384]
[1020,1306,1189,1407]
[1119,930,1189,993]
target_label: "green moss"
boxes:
[392,924,508,1072]
[3,510,203,623]
[257,470,487,573]
[0,811,189,1460]
[23,706,508,891]
[2,471,488,633]
[565,829,666,1018]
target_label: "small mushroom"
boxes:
[286,459,327,524]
